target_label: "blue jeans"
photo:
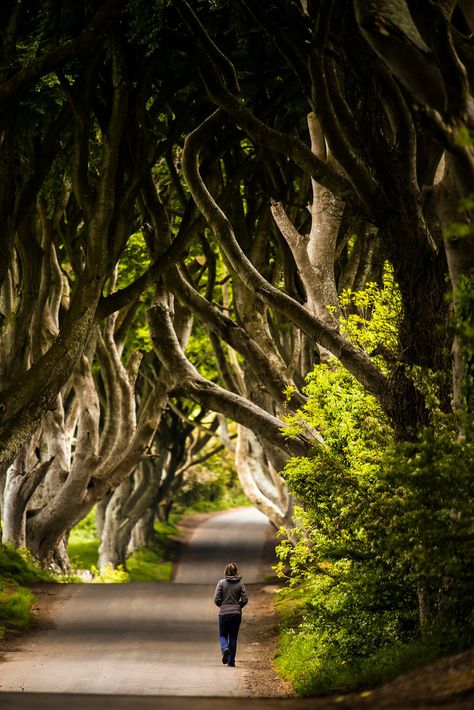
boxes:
[218,613,241,665]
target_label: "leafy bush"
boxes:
[456,271,474,412]
[90,564,130,583]
[0,544,53,639]
[277,391,474,694]
[274,276,474,695]
[339,267,401,360]
[275,580,439,696]
[172,450,249,515]
[376,415,474,644]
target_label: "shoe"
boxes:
[222,648,229,664]
[227,662,235,667]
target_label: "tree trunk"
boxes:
[435,156,474,410]
[235,426,293,529]
[129,510,155,553]
[2,470,27,546]
[98,479,132,569]
[52,536,71,574]
[96,494,112,540]
[98,457,167,569]
[2,448,52,547]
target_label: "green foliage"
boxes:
[444,223,473,240]
[68,540,99,570]
[124,0,171,54]
[338,266,401,362]
[444,194,474,241]
[126,520,177,582]
[172,449,250,515]
[185,322,220,382]
[275,579,439,696]
[126,551,172,583]
[90,564,130,584]
[283,362,391,477]
[456,272,474,411]
[0,583,35,639]
[274,279,474,695]
[0,544,53,585]
[115,231,154,355]
[116,231,150,287]
[178,492,250,515]
[182,244,233,384]
[68,510,178,582]
[68,509,99,570]
[0,544,53,639]
[454,126,474,147]
[377,415,474,641]
[276,405,474,694]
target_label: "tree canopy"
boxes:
[0,0,473,688]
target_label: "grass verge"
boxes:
[68,513,179,582]
[274,582,443,697]
[68,496,250,583]
[126,521,176,582]
[0,544,54,640]
[68,509,99,570]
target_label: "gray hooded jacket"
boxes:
[214,575,248,616]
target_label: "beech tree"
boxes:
[0,3,131,476]
[1,0,472,571]
[174,0,473,434]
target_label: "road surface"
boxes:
[0,507,277,697]
[174,506,273,584]
[1,507,473,708]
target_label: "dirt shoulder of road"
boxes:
[240,583,294,698]
[0,583,69,661]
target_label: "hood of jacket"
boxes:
[225,575,242,583]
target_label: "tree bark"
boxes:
[98,458,165,570]
[2,449,52,546]
[235,426,292,529]
[147,300,314,457]
[0,58,128,476]
[181,111,389,406]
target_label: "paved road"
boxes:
[0,507,275,698]
[2,507,472,709]
[175,506,273,584]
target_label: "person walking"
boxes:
[214,562,248,667]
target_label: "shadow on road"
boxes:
[2,509,473,708]
[0,694,316,709]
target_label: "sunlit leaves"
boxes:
[116,231,153,354]
[116,231,150,288]
[339,265,402,362]
[275,268,474,670]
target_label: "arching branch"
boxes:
[0,1,124,106]
[147,300,314,459]
[181,112,390,408]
